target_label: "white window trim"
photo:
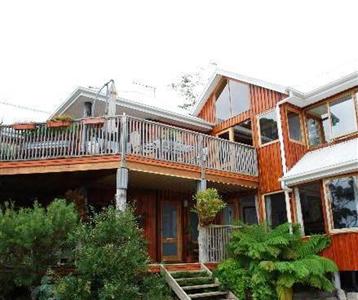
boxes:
[294,187,305,236]
[262,190,290,226]
[323,175,358,234]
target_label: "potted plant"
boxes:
[47,115,73,128]
[81,116,106,126]
[192,188,226,263]
[12,122,36,130]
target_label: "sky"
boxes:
[0,0,358,123]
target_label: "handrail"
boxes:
[0,115,258,176]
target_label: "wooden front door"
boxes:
[160,200,182,262]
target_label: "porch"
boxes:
[0,168,257,263]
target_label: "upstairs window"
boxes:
[287,110,303,142]
[215,80,250,122]
[259,110,278,145]
[306,95,358,147]
[233,120,253,146]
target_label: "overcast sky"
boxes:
[0,0,358,122]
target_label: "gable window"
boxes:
[306,95,358,147]
[264,192,287,227]
[287,110,303,142]
[259,110,278,145]
[326,175,358,230]
[297,182,325,235]
[215,80,250,122]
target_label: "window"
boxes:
[218,131,230,141]
[223,205,234,225]
[84,101,93,117]
[215,80,250,122]
[340,271,358,292]
[239,195,258,224]
[233,120,253,146]
[298,182,325,235]
[265,192,287,227]
[287,110,303,142]
[326,176,358,230]
[306,95,358,147]
[259,110,278,145]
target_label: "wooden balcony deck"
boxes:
[0,115,258,182]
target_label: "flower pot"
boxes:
[47,120,72,128]
[12,123,36,130]
[82,117,105,126]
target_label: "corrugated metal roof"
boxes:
[282,138,358,186]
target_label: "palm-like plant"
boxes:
[216,223,338,300]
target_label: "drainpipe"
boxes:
[276,92,296,225]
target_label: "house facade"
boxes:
[0,70,357,291]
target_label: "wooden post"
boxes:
[115,114,128,211]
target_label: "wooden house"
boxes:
[0,70,357,291]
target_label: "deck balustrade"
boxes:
[0,115,258,176]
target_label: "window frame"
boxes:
[215,118,253,145]
[286,108,305,145]
[257,109,280,147]
[262,191,289,226]
[323,173,358,234]
[303,91,358,148]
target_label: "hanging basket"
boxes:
[12,123,36,130]
[82,117,105,126]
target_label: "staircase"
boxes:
[160,263,237,300]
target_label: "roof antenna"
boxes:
[92,79,117,117]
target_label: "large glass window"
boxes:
[330,96,357,138]
[215,80,250,122]
[259,110,278,145]
[265,192,287,227]
[306,96,357,147]
[233,120,253,146]
[298,182,325,235]
[327,176,358,230]
[287,110,303,142]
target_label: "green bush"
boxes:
[192,188,226,226]
[0,199,78,298]
[55,207,171,300]
[215,223,338,300]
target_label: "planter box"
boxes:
[47,120,72,128]
[12,123,36,130]
[82,117,105,126]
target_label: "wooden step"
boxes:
[182,283,220,291]
[188,291,228,299]
[170,270,208,279]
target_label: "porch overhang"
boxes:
[281,138,358,187]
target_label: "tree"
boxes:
[215,223,338,300]
[0,199,78,298]
[192,188,226,263]
[170,62,217,110]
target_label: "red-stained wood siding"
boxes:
[322,233,358,271]
[198,93,216,123]
[280,103,307,170]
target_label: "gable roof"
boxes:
[192,69,358,117]
[51,87,213,132]
[192,69,289,116]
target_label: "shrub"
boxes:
[55,207,171,300]
[215,223,338,300]
[0,199,78,298]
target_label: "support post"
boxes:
[115,113,128,211]
[115,167,128,211]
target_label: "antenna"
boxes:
[132,80,157,98]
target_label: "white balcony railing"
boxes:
[0,115,258,176]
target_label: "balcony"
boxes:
[0,115,258,177]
